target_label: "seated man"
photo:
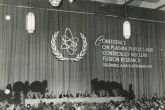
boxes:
[105,91,110,97]
[91,91,97,98]
[98,91,105,97]
[65,90,74,98]
[50,91,56,99]
[33,92,40,99]
[59,92,65,98]
[42,89,50,99]
[141,94,147,102]
[76,91,83,98]
[152,93,159,102]
[83,91,90,98]
[27,91,34,99]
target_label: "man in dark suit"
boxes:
[65,90,73,98]
[98,91,104,97]
[83,91,90,98]
[141,94,147,102]
[59,92,65,98]
[33,92,40,99]
[76,91,83,98]
[152,93,159,102]
[162,92,165,100]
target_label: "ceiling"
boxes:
[0,0,165,11]
[90,0,165,10]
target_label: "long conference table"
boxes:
[25,97,125,106]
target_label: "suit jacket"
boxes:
[152,96,158,102]
[141,96,147,102]
[76,93,83,98]
[65,93,73,98]
[33,94,40,99]
[59,94,65,98]
[83,93,90,97]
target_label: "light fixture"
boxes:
[5,15,11,21]
[69,0,74,3]
[26,12,35,33]
[26,0,35,34]
[123,20,131,39]
[4,89,10,94]
[49,0,61,7]
[123,0,131,39]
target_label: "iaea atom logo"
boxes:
[51,28,87,61]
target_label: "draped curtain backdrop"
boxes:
[0,1,165,99]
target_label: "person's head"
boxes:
[27,104,31,108]
[79,91,82,94]
[5,105,9,108]
[62,102,66,106]
[85,91,88,94]
[92,91,95,94]
[154,93,157,97]
[43,102,46,106]
[50,102,54,106]
[111,104,116,109]
[67,90,70,94]
[20,104,24,108]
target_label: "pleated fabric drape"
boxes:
[0,4,165,99]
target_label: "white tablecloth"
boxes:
[25,97,125,106]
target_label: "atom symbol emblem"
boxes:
[61,28,79,55]
[51,28,87,61]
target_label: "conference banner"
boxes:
[95,35,153,68]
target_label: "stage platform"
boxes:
[25,97,125,106]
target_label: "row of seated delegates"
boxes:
[78,90,110,98]
[59,90,90,98]
[76,91,90,98]
[59,90,110,98]
[26,90,56,99]
[59,90,74,98]
[92,90,111,97]
[27,92,43,99]
[43,91,56,99]
[59,90,91,98]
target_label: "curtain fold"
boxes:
[0,5,165,99]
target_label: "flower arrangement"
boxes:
[91,78,135,100]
